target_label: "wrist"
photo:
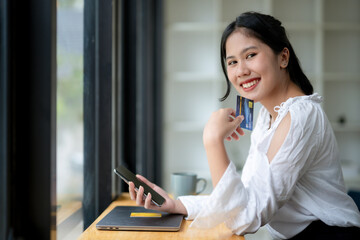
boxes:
[174,199,188,216]
[203,135,224,149]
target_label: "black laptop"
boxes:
[96,206,184,232]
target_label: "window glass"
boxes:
[56,0,84,239]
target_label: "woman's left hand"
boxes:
[129,175,188,216]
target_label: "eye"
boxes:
[246,53,257,59]
[227,60,237,66]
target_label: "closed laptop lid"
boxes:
[96,206,183,232]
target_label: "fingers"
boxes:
[136,186,145,206]
[129,181,136,200]
[136,175,156,189]
[226,115,245,141]
[235,116,245,136]
[227,130,241,141]
[229,113,244,126]
[130,183,155,210]
[144,193,152,209]
[129,176,163,210]
[236,126,245,136]
[129,182,145,206]
[235,115,244,124]
[227,108,237,117]
[230,131,239,140]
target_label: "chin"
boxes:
[241,88,263,102]
[240,92,255,101]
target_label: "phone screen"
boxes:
[114,166,166,206]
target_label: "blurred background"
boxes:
[56,0,84,238]
[1,0,359,239]
[162,0,360,195]
[161,1,360,239]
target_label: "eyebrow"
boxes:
[226,46,258,60]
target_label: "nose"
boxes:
[236,61,250,77]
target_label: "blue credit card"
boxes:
[236,95,254,131]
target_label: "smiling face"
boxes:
[225,29,289,103]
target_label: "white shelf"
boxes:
[324,73,360,82]
[166,121,205,132]
[344,177,360,191]
[282,22,319,31]
[324,23,360,31]
[163,0,360,191]
[166,72,223,83]
[168,22,224,32]
[331,122,360,133]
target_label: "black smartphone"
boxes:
[114,165,165,207]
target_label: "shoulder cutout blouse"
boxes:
[178,93,360,239]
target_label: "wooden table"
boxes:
[79,193,245,240]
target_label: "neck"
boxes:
[261,80,304,122]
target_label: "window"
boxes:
[0,1,163,239]
[56,0,84,239]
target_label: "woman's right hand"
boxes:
[203,108,244,146]
[128,174,188,216]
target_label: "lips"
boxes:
[240,78,260,90]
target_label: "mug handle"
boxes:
[196,178,207,195]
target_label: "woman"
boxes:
[129,12,360,239]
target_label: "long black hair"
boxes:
[220,12,313,101]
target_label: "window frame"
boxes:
[83,0,113,230]
[83,0,164,229]
[0,0,164,238]
[1,0,57,239]
[0,0,9,239]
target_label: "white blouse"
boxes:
[179,93,360,239]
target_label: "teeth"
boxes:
[242,79,259,89]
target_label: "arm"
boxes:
[204,140,230,188]
[203,108,244,187]
[128,108,241,215]
[267,113,291,163]
[191,107,320,235]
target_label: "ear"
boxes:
[279,47,290,69]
